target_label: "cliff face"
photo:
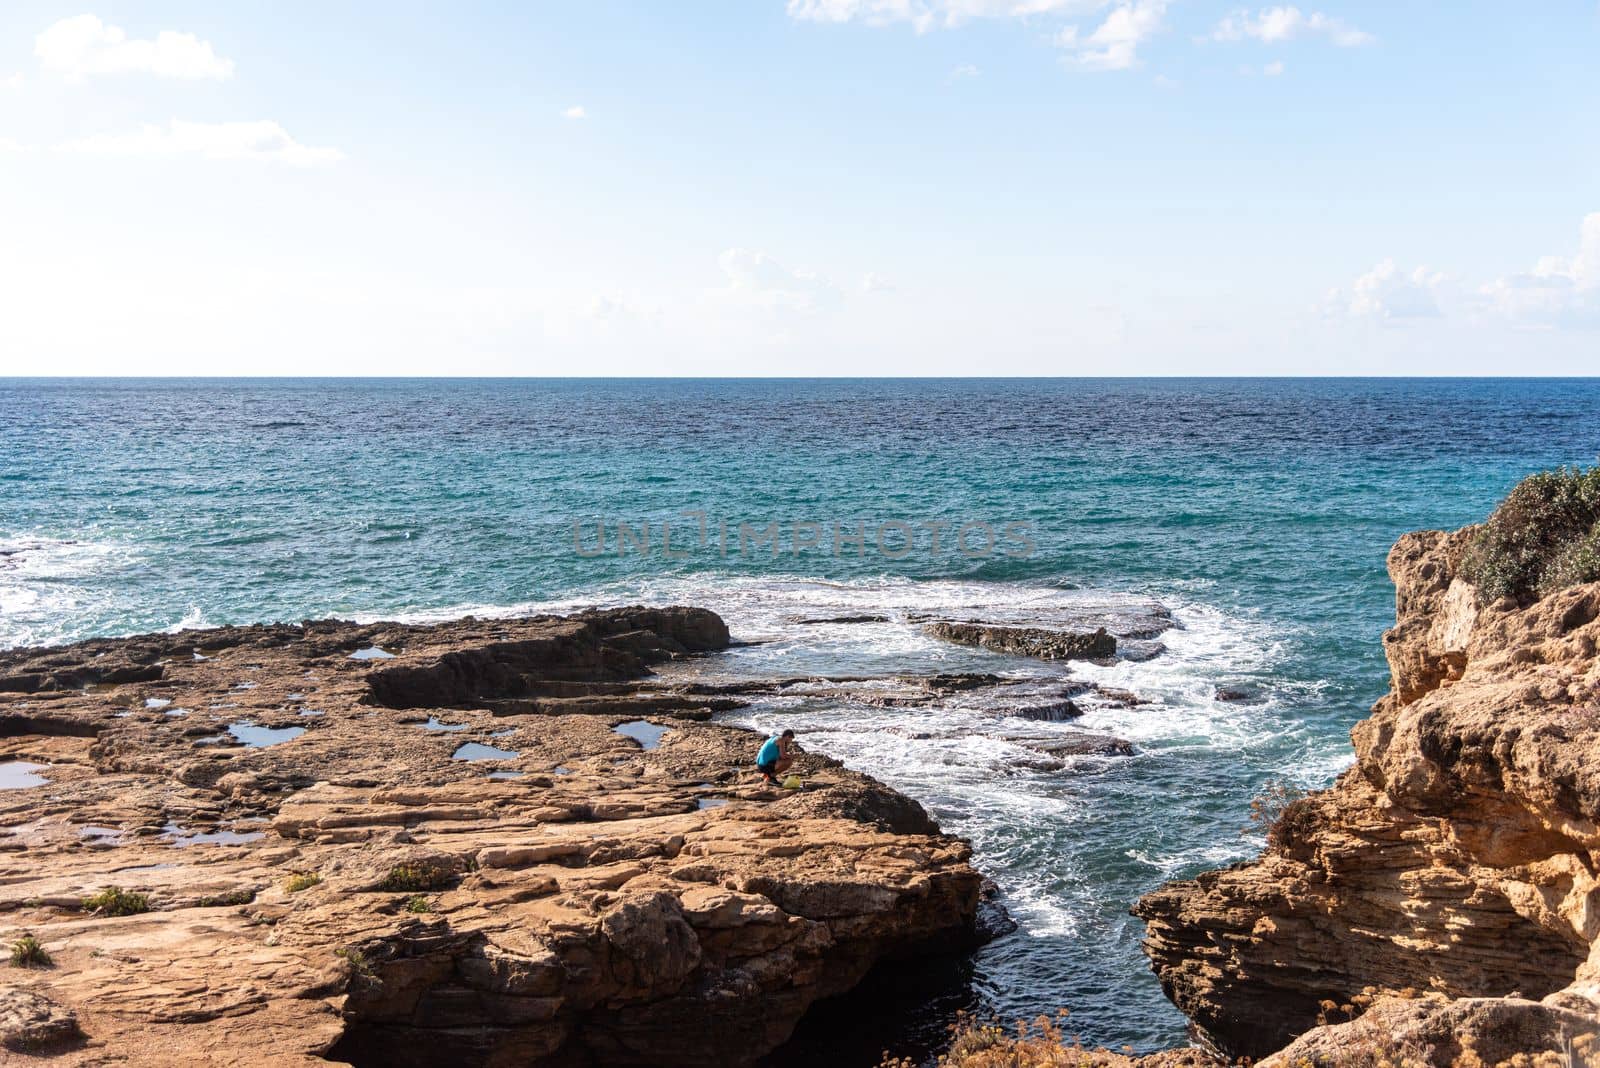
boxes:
[0,609,981,1065]
[1136,527,1600,1063]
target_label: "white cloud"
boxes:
[57,120,343,165]
[580,293,660,326]
[1057,1,1168,71]
[786,0,1164,72]
[1480,213,1600,328]
[860,272,895,293]
[0,137,32,154]
[1263,59,1285,75]
[35,14,234,80]
[787,0,1102,33]
[563,105,587,120]
[2,72,23,89]
[717,248,841,311]
[1328,259,1443,321]
[1211,7,1374,47]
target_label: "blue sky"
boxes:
[0,1,1596,375]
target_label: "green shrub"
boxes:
[81,886,150,916]
[336,946,381,988]
[9,934,51,967]
[404,895,432,913]
[198,888,256,907]
[1460,466,1600,605]
[284,872,322,893]
[378,864,452,893]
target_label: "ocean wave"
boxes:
[0,534,142,649]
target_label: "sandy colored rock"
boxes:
[0,607,981,1066]
[1,987,83,1052]
[1136,525,1600,1062]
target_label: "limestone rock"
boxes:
[0,987,82,1052]
[0,607,979,1067]
[1136,522,1600,1063]
[924,622,1117,661]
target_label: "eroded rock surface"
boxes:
[0,607,981,1067]
[923,622,1118,662]
[1136,527,1600,1062]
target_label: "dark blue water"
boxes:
[3,377,1597,1050]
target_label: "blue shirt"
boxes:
[757,736,782,766]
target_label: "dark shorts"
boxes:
[756,761,778,778]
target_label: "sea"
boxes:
[3,377,1598,1056]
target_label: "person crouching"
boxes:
[755,729,796,785]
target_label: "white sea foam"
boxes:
[85,567,1341,949]
[166,605,211,634]
[0,535,140,649]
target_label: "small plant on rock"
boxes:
[378,864,452,893]
[881,1010,1142,1068]
[284,872,322,893]
[81,886,150,917]
[10,934,52,967]
[1460,466,1600,606]
[336,946,381,990]
[1249,780,1317,852]
[404,895,432,914]
[198,888,257,908]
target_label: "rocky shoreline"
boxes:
[1136,518,1600,1065]
[12,505,1600,1068]
[0,608,984,1065]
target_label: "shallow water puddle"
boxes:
[227,722,305,747]
[552,765,573,775]
[0,762,48,789]
[614,720,669,750]
[144,697,172,709]
[487,770,526,780]
[452,742,519,761]
[162,821,266,847]
[165,707,189,717]
[348,647,396,660]
[419,717,468,732]
[299,708,324,717]
[697,798,729,810]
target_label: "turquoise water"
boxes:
[4,377,1599,1052]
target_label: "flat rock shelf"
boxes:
[0,607,983,1066]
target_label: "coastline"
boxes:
[0,608,984,1064]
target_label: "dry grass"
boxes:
[1248,781,1318,853]
[880,1012,1148,1068]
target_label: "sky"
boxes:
[0,1,1596,376]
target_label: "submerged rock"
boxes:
[924,621,1117,661]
